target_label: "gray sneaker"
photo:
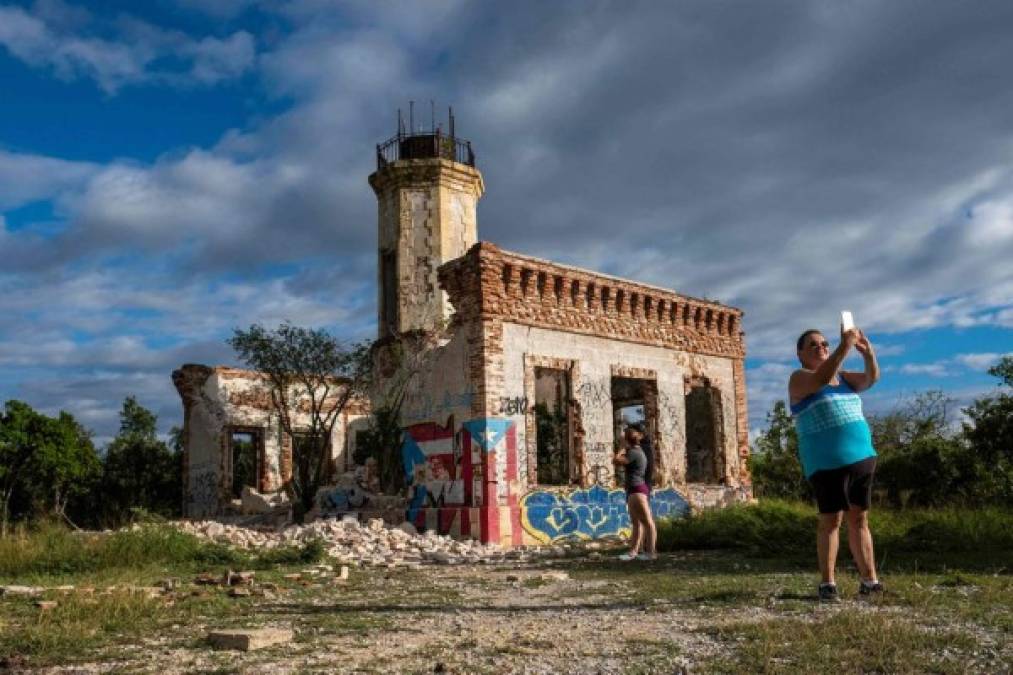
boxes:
[818,582,840,603]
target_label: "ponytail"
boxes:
[641,434,655,488]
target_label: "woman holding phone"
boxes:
[789,321,883,602]
[614,423,657,561]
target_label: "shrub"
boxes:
[657,500,816,556]
[657,500,1013,559]
[0,522,240,579]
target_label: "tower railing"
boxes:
[376,130,475,170]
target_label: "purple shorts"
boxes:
[626,483,651,498]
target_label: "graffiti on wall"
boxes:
[519,484,689,544]
[574,379,614,445]
[189,467,218,513]
[498,396,529,415]
[402,417,466,523]
[318,485,371,511]
[575,379,611,407]
[401,417,520,542]
[316,460,379,513]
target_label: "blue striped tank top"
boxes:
[790,379,876,478]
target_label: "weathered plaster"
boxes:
[499,322,744,503]
[173,365,368,518]
[370,158,484,335]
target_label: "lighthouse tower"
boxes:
[368,107,485,338]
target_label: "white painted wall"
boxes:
[500,322,740,488]
[399,328,475,428]
[184,370,365,517]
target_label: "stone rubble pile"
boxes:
[173,518,561,567]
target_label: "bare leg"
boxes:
[817,512,843,584]
[846,506,877,581]
[633,494,657,555]
[627,498,642,554]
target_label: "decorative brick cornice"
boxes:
[439,243,746,359]
[368,158,485,197]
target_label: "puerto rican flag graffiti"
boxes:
[402,416,520,544]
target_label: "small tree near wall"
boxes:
[229,323,372,521]
[357,331,441,494]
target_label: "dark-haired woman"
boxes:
[789,326,882,602]
[614,424,657,561]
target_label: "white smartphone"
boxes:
[841,311,855,331]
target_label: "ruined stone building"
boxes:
[174,116,750,545]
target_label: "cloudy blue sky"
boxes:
[1,0,1011,444]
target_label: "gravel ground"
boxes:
[18,545,1012,674]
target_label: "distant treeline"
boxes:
[0,396,181,533]
[3,356,1010,534]
[750,356,1013,507]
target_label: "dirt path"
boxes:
[30,556,715,674]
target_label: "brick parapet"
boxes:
[439,243,745,359]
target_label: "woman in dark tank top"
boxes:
[614,423,657,561]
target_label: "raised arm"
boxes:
[841,330,880,393]
[789,328,860,402]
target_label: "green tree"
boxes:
[874,434,967,507]
[748,400,811,501]
[867,390,968,507]
[0,401,100,533]
[355,403,406,494]
[869,390,954,453]
[100,397,181,524]
[229,323,372,521]
[962,356,1013,505]
[0,401,38,533]
[356,331,449,494]
[28,412,101,524]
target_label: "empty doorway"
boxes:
[228,428,262,498]
[684,378,724,483]
[533,366,572,485]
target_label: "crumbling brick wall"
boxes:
[437,242,751,513]
[172,365,369,517]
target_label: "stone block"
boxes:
[207,627,294,651]
[241,486,278,514]
[395,521,417,535]
[0,585,42,597]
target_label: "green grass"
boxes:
[0,522,238,581]
[0,586,241,664]
[0,523,335,667]
[2,510,1010,671]
[567,534,1011,673]
[0,522,325,584]
[704,610,980,674]
[657,500,1013,565]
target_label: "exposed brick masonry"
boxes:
[440,242,745,360]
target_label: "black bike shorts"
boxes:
[808,456,877,514]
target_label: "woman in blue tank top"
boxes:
[789,325,883,602]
